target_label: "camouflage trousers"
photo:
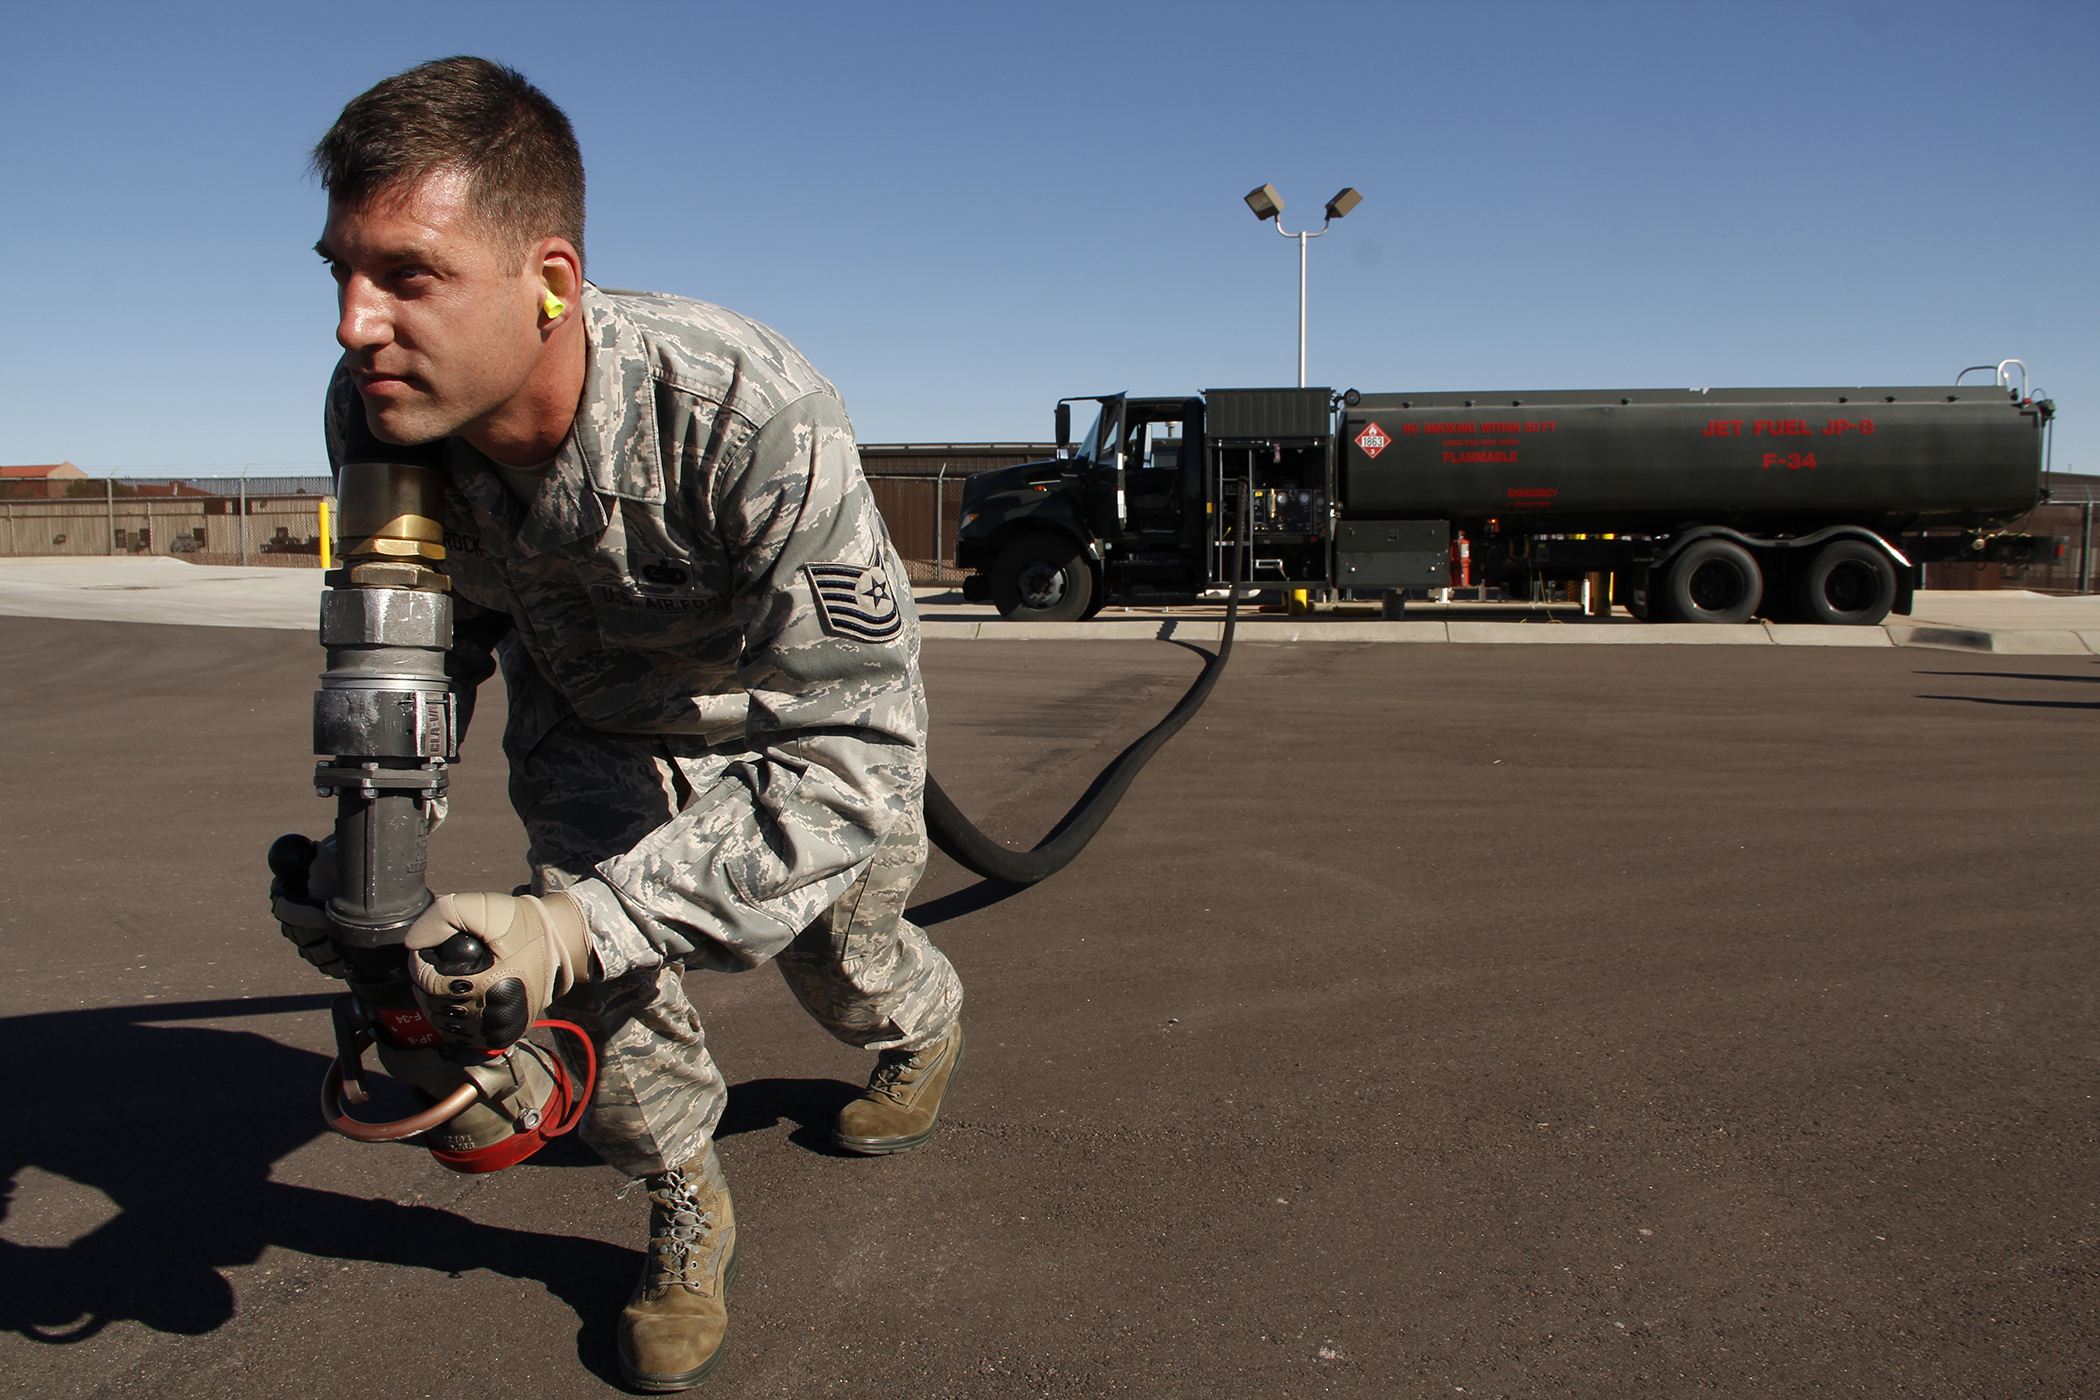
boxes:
[510,715,963,1178]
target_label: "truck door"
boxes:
[1123,408,1193,535]
[1082,395,1127,540]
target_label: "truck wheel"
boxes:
[990,532,1094,622]
[1658,539,1762,624]
[1799,540,1897,625]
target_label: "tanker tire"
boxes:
[1799,540,1897,626]
[1659,539,1762,625]
[990,532,1094,622]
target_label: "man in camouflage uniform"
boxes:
[290,57,964,1392]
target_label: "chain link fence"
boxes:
[1919,480,2100,594]
[865,474,967,583]
[1,476,335,566]
[856,445,1053,584]
[3,447,1049,584]
[0,473,970,576]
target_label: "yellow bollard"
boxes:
[319,498,333,569]
[1287,589,1309,616]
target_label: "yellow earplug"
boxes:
[542,291,566,319]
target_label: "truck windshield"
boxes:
[1075,400,1121,465]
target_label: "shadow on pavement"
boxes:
[1913,670,2100,682]
[906,880,1028,927]
[0,995,635,1360]
[1917,694,2100,710]
[716,1077,865,1156]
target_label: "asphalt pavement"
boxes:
[1,615,2094,1398]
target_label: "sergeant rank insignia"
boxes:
[805,561,903,642]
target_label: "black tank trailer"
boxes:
[1340,379,2055,623]
[954,373,2061,626]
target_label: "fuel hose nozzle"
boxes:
[280,461,592,1173]
[317,460,455,956]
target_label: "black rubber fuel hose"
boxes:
[923,497,1247,885]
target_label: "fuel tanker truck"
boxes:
[953,363,2060,625]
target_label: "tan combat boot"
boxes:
[833,1021,965,1155]
[617,1146,738,1392]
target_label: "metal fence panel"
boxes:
[1928,499,2099,593]
[864,474,966,582]
[1,481,335,566]
[3,474,971,579]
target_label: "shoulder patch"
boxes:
[804,561,903,643]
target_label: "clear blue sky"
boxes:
[3,0,2093,476]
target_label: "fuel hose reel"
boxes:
[274,460,594,1173]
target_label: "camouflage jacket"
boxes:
[325,286,925,976]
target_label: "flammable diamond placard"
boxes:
[1355,422,1391,458]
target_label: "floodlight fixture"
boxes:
[1242,182,1364,387]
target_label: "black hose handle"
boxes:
[269,833,318,901]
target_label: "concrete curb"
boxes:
[1762,621,1894,648]
[3,561,2093,653]
[922,617,2097,652]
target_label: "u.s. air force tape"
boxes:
[804,561,903,642]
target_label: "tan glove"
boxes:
[403,892,593,1051]
[269,834,344,979]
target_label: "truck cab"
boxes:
[956,388,1361,620]
[954,394,1199,620]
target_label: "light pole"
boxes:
[1244,183,1361,387]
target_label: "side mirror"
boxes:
[1055,403,1071,450]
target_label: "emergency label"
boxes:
[1355,422,1391,458]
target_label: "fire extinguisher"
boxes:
[1451,532,1471,588]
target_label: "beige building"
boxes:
[0,462,89,499]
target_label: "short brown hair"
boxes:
[312,56,584,270]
